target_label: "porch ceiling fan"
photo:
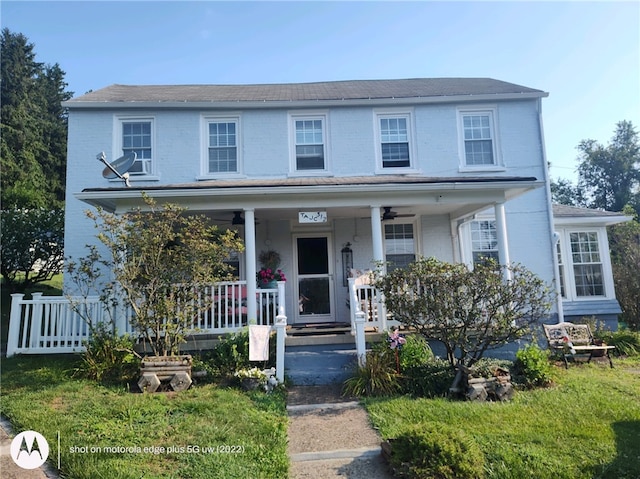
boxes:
[381,207,414,221]
[212,211,260,226]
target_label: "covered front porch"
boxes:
[75,175,540,329]
[8,175,543,358]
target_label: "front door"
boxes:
[294,235,334,323]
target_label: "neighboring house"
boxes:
[58,78,622,331]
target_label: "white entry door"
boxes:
[294,235,334,323]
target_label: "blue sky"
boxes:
[2,0,639,182]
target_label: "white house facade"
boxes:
[9,78,631,359]
[61,78,562,329]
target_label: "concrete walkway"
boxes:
[287,385,394,479]
[0,417,58,479]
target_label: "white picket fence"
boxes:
[6,281,285,357]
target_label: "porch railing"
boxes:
[6,281,285,357]
[348,276,387,334]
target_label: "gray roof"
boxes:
[552,204,626,218]
[68,78,546,103]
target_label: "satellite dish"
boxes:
[96,151,136,187]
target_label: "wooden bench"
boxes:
[543,322,615,369]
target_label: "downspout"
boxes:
[537,97,564,323]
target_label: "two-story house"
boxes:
[60,78,624,334]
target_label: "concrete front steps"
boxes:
[287,385,394,479]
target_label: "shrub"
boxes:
[594,329,640,357]
[343,342,400,397]
[401,358,455,398]
[77,323,139,383]
[374,257,554,391]
[204,329,276,379]
[514,343,553,388]
[390,424,485,479]
[398,334,433,371]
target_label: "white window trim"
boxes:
[374,109,419,174]
[556,227,615,302]
[288,111,331,177]
[456,106,503,172]
[459,216,498,268]
[113,115,159,181]
[383,219,421,269]
[198,114,243,180]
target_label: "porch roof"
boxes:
[552,204,632,227]
[76,175,542,221]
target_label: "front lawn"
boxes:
[365,359,640,479]
[0,355,288,479]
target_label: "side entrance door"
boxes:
[294,235,335,324]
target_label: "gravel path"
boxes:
[287,385,395,479]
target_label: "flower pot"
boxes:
[241,377,262,391]
[259,280,278,289]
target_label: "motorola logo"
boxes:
[10,430,50,469]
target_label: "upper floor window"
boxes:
[384,223,415,271]
[458,108,499,168]
[377,114,412,169]
[199,115,241,178]
[119,118,153,175]
[293,116,326,171]
[470,220,499,265]
[208,120,238,173]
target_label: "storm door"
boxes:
[295,235,334,323]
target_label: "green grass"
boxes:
[365,359,640,479]
[0,355,288,478]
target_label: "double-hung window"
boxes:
[208,120,238,174]
[293,116,326,171]
[384,223,416,271]
[119,118,154,176]
[556,229,611,301]
[569,231,605,297]
[458,108,499,168]
[377,113,412,169]
[470,220,499,265]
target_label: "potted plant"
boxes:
[234,367,279,392]
[257,250,286,288]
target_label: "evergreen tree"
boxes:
[0,28,72,209]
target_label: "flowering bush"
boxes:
[234,367,279,392]
[257,267,286,284]
[234,367,267,380]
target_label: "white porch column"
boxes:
[244,209,258,323]
[370,205,388,331]
[494,202,513,281]
[370,206,385,271]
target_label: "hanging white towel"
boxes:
[249,325,271,361]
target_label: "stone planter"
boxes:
[240,377,263,391]
[138,355,193,393]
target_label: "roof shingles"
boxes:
[68,78,545,103]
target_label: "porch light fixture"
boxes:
[341,242,353,287]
